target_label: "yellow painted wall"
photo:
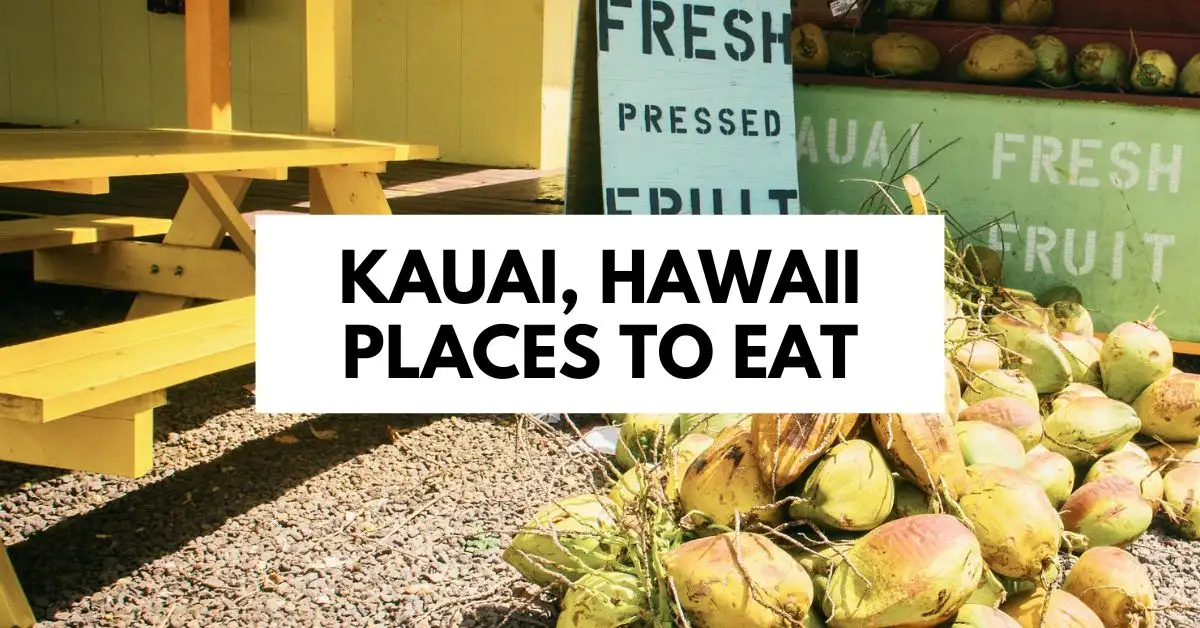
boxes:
[0,0,577,169]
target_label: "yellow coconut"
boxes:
[1163,463,1200,539]
[892,476,937,519]
[999,0,1054,25]
[607,463,655,508]
[1061,547,1155,628]
[989,312,1072,394]
[960,464,1063,579]
[824,514,984,627]
[1002,589,1105,628]
[957,421,1028,468]
[663,433,714,500]
[790,439,895,532]
[792,23,830,72]
[872,412,969,499]
[664,532,813,627]
[1132,372,1200,442]
[1060,476,1154,550]
[1050,383,1108,414]
[957,339,1005,376]
[1058,332,1103,387]
[954,604,1022,627]
[1023,445,1076,509]
[680,422,783,530]
[503,494,618,586]
[614,413,678,470]
[1118,441,1152,463]
[557,571,646,628]
[960,397,1044,451]
[1083,450,1165,507]
[966,567,1009,609]
[751,412,843,490]
[1101,319,1174,404]
[1042,397,1142,466]
[964,369,1041,410]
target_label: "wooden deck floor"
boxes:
[0,161,565,220]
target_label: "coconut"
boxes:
[892,476,936,519]
[989,312,1072,394]
[1023,445,1076,509]
[954,604,1022,627]
[1050,383,1108,414]
[1000,0,1053,25]
[884,0,940,19]
[1061,547,1155,628]
[1029,35,1073,87]
[1042,397,1141,466]
[751,413,842,489]
[960,464,1063,579]
[792,23,830,72]
[608,463,654,508]
[676,412,748,438]
[964,369,1041,409]
[947,290,971,346]
[1119,441,1152,462]
[503,494,618,586]
[840,413,869,439]
[966,567,1009,609]
[1039,285,1084,307]
[1132,372,1200,442]
[827,31,877,75]
[1002,589,1105,628]
[964,245,1004,285]
[872,412,969,499]
[664,532,813,626]
[663,433,714,500]
[614,413,678,470]
[680,422,782,530]
[1007,295,1051,328]
[946,358,964,421]
[1083,450,1165,506]
[1075,43,1130,90]
[957,422,1027,469]
[823,515,984,627]
[872,32,941,77]
[557,571,646,628]
[965,35,1038,84]
[1131,49,1178,94]
[1060,476,1153,550]
[1057,332,1103,388]
[1048,301,1094,337]
[1101,319,1173,404]
[1179,53,1200,95]
[957,340,1005,376]
[960,397,1044,451]
[1163,464,1200,539]
[947,0,992,21]
[791,440,895,532]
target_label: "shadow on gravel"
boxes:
[461,604,556,628]
[0,367,258,497]
[7,413,427,620]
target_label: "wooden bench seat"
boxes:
[0,297,254,478]
[0,213,172,255]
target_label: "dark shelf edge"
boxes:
[792,74,1200,111]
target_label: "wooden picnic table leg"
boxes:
[0,544,35,628]
[126,176,253,320]
[310,165,392,215]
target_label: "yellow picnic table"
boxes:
[0,127,436,627]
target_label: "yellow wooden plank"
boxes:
[0,214,172,255]
[6,0,58,126]
[0,1,11,123]
[89,392,169,419]
[0,298,256,423]
[351,0,407,142]
[206,167,289,180]
[186,0,232,131]
[0,178,110,195]
[0,543,35,628]
[305,0,353,135]
[184,173,256,265]
[538,0,580,169]
[0,129,436,184]
[147,10,187,129]
[246,0,305,134]
[460,0,540,167]
[99,0,155,129]
[52,0,105,128]
[406,0,462,157]
[34,241,254,300]
[312,166,392,215]
[127,176,252,319]
[0,409,155,477]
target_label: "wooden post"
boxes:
[185,0,232,131]
[564,0,603,215]
[305,0,353,136]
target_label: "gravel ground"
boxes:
[2,274,1200,627]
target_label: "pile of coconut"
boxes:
[500,245,1200,627]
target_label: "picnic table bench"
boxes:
[0,127,437,626]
